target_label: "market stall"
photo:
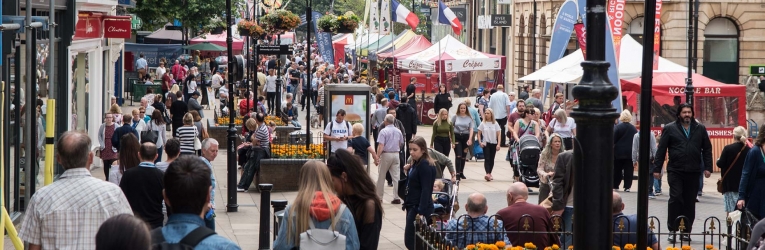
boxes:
[621,72,747,171]
[395,35,506,124]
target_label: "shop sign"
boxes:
[74,12,103,40]
[130,14,143,30]
[750,65,765,76]
[445,58,501,72]
[491,14,512,27]
[104,16,132,39]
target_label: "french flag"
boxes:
[437,0,462,35]
[391,0,419,30]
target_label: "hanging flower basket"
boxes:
[237,20,265,37]
[260,10,301,32]
[317,12,360,34]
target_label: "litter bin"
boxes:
[289,130,312,144]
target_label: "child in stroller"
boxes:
[432,179,460,228]
[515,134,541,188]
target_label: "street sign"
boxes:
[491,14,512,26]
[751,65,765,76]
[257,45,293,55]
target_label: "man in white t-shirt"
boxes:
[211,71,224,96]
[323,109,351,155]
[488,84,512,146]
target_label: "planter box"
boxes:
[273,126,300,143]
[255,158,312,191]
[207,120,243,149]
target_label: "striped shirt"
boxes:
[18,168,133,249]
[318,86,325,106]
[176,126,198,154]
[254,123,270,149]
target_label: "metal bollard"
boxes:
[271,200,288,237]
[258,184,273,250]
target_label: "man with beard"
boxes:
[506,100,526,182]
[655,103,712,243]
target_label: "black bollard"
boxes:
[271,200,288,237]
[258,184,273,250]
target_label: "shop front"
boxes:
[67,8,130,145]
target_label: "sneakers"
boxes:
[236,187,246,192]
[648,194,656,199]
[391,199,402,204]
[387,182,394,187]
[624,188,630,192]
[681,235,692,242]
[667,235,676,243]
[655,191,662,196]
[696,196,700,202]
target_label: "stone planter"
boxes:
[206,120,242,149]
[255,158,313,191]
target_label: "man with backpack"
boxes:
[323,109,352,157]
[151,155,240,249]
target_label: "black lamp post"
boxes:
[305,5,312,149]
[569,0,619,248]
[685,0,695,106]
[225,0,239,213]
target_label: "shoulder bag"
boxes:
[717,145,746,193]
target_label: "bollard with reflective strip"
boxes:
[45,99,55,185]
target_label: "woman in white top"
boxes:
[477,108,501,181]
[156,62,167,80]
[265,69,278,114]
[546,108,577,150]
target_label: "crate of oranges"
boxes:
[270,144,324,159]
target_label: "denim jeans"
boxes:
[155,147,163,163]
[561,207,574,249]
[654,175,663,193]
[238,148,267,190]
[405,207,418,250]
[289,120,301,128]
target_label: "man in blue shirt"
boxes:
[136,53,148,80]
[612,192,659,250]
[154,155,240,249]
[443,192,511,248]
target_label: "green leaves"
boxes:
[133,0,244,35]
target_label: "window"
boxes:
[648,96,739,128]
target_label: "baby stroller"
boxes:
[516,135,541,188]
[433,179,460,221]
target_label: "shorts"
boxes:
[316,105,324,115]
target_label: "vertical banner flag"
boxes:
[542,0,578,99]
[312,11,335,65]
[370,0,380,34]
[607,0,626,62]
[653,0,663,70]
[574,23,587,59]
[379,0,392,35]
[604,20,623,112]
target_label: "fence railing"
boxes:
[414,214,752,250]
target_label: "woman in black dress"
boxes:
[327,149,383,250]
[433,84,452,116]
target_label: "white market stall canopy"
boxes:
[519,35,688,83]
[396,35,506,72]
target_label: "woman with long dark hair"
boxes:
[403,136,437,250]
[109,133,140,185]
[327,149,383,250]
[737,125,765,219]
[451,103,474,179]
[433,84,452,117]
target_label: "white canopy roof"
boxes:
[520,35,688,83]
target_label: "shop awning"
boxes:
[377,35,431,59]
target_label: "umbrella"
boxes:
[183,42,226,52]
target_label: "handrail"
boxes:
[0,82,23,249]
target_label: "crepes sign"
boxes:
[446,58,501,72]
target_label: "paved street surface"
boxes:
[7,102,734,249]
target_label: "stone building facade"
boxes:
[475,0,765,89]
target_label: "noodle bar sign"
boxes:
[103,16,132,39]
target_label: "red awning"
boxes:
[377,35,431,59]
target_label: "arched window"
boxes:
[703,18,739,84]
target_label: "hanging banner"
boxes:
[604,19,623,112]
[542,0,577,98]
[370,0,380,34]
[445,58,502,72]
[653,0,663,70]
[312,11,335,65]
[607,0,626,62]
[574,23,586,59]
[379,0,392,35]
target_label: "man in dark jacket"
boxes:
[112,114,139,150]
[550,150,574,249]
[654,103,713,243]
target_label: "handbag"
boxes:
[194,137,202,150]
[201,127,210,140]
[141,123,160,144]
[540,196,553,214]
[717,145,746,193]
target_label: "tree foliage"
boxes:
[282,0,365,20]
[133,0,243,34]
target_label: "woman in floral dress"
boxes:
[98,113,119,181]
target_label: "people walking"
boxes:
[452,103,474,180]
[489,85,511,147]
[550,150,575,248]
[323,109,352,156]
[18,131,133,249]
[375,114,405,204]
[737,125,765,219]
[176,113,199,155]
[146,110,168,162]
[614,110,638,192]
[98,113,119,181]
[402,136,437,250]
[273,161,360,250]
[655,103,713,243]
[478,108,501,181]
[199,139,220,230]
[716,126,749,214]
[347,123,379,167]
[327,149,384,250]
[433,85,452,118]
[119,142,165,229]
[431,109,454,157]
[632,130,658,198]
[538,133,565,203]
[547,109,576,150]
[111,133,141,185]
[170,91,189,136]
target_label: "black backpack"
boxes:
[151,226,216,250]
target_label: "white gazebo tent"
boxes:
[520,35,688,83]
